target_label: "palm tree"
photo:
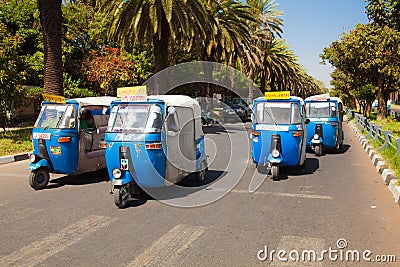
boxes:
[196,0,255,96]
[38,0,64,96]
[243,0,283,98]
[103,0,212,93]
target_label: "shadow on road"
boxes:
[276,158,320,180]
[120,170,227,208]
[47,169,109,189]
[307,144,351,156]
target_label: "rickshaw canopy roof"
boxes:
[67,96,118,107]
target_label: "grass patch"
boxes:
[369,115,400,137]
[0,128,33,156]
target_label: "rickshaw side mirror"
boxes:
[167,106,176,115]
[164,106,176,122]
[305,119,310,125]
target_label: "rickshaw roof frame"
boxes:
[41,96,117,107]
[254,96,304,105]
[110,95,204,138]
[304,96,342,104]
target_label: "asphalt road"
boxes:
[1,122,400,266]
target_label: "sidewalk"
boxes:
[348,119,400,206]
[0,152,30,165]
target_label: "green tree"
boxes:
[366,0,400,30]
[322,23,400,119]
[0,0,43,127]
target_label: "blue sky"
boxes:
[276,0,369,88]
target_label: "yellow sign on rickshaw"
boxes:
[42,94,66,104]
[264,91,290,100]
[117,86,146,97]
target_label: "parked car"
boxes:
[222,104,248,123]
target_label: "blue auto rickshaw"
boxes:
[28,97,116,190]
[104,95,207,208]
[251,94,308,180]
[304,96,344,156]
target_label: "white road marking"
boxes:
[0,215,115,267]
[210,188,332,200]
[127,224,207,267]
[272,236,325,267]
[0,208,44,225]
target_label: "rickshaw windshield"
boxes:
[256,102,301,125]
[107,104,163,133]
[306,102,337,118]
[35,104,76,129]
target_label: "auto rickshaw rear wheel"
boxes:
[29,168,50,190]
[114,184,131,209]
[271,165,279,181]
[315,144,322,156]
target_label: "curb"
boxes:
[0,152,30,165]
[348,121,400,206]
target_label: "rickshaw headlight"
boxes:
[112,168,122,179]
[29,154,36,163]
[313,134,319,140]
[271,149,280,158]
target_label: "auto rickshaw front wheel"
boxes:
[315,144,323,156]
[29,168,50,190]
[271,165,279,181]
[114,184,131,209]
[196,161,207,182]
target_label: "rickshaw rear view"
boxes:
[251,92,309,180]
[305,95,344,156]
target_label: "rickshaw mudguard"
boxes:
[267,154,283,164]
[28,159,51,171]
[311,138,323,145]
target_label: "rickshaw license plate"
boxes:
[32,133,51,140]
[256,125,289,131]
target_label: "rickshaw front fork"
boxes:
[267,134,282,180]
[312,124,323,155]
[312,124,323,144]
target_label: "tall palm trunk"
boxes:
[152,11,170,95]
[248,67,255,99]
[38,0,63,96]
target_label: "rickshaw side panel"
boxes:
[252,127,303,166]
[251,97,306,167]
[105,133,167,188]
[31,128,79,174]
[306,119,338,148]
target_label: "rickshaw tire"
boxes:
[336,143,343,153]
[315,144,322,156]
[114,185,130,209]
[197,161,207,182]
[29,168,50,190]
[271,166,279,181]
